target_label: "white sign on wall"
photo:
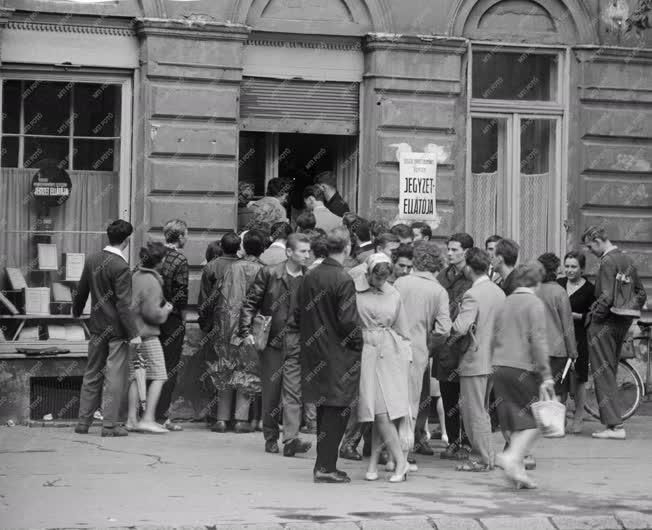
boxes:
[398,151,437,221]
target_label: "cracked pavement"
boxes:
[1,412,652,529]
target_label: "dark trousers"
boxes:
[78,336,129,428]
[259,343,303,443]
[315,405,350,473]
[588,316,632,427]
[440,380,470,448]
[342,410,371,450]
[156,314,185,421]
[415,369,431,444]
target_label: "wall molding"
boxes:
[135,17,250,42]
[6,20,136,37]
[247,32,362,51]
[364,33,468,54]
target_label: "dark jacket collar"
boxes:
[322,256,344,268]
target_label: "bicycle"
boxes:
[584,319,651,421]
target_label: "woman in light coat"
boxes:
[355,253,412,483]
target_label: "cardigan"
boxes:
[131,268,171,338]
[537,281,578,359]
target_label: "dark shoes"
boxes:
[101,426,128,437]
[74,423,89,434]
[234,421,253,433]
[283,438,312,457]
[440,443,459,460]
[211,420,227,433]
[415,441,434,456]
[265,440,280,454]
[314,469,351,484]
[339,446,362,461]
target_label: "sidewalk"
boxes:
[1,413,652,530]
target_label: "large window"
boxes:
[0,75,130,284]
[467,47,565,261]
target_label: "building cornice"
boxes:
[364,33,468,54]
[574,44,652,64]
[135,17,250,42]
[247,31,361,51]
[6,20,136,37]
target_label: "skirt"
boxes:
[492,366,540,432]
[130,337,168,382]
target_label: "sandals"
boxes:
[456,460,492,472]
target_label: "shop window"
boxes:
[468,47,564,261]
[472,51,557,102]
[238,131,266,199]
[0,78,126,305]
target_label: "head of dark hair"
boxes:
[326,227,351,254]
[448,232,474,250]
[581,225,609,243]
[270,221,293,242]
[315,170,337,189]
[537,252,561,282]
[303,185,325,203]
[353,218,372,242]
[205,241,223,262]
[309,234,329,259]
[465,247,491,275]
[106,219,133,246]
[371,262,393,276]
[375,232,400,251]
[267,178,290,198]
[512,263,543,289]
[485,234,502,247]
[391,223,413,240]
[411,221,432,240]
[495,238,519,267]
[296,211,316,232]
[220,231,241,256]
[563,250,586,270]
[412,241,446,273]
[287,233,311,251]
[392,243,414,263]
[139,241,168,269]
[369,219,390,239]
[342,212,359,228]
[243,230,266,257]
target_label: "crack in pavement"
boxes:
[51,437,171,468]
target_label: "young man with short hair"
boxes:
[260,221,293,266]
[391,223,414,245]
[492,238,520,295]
[411,222,432,242]
[241,233,313,456]
[303,185,343,232]
[583,225,647,439]
[485,234,503,283]
[390,244,414,284]
[156,219,190,431]
[295,211,316,233]
[73,220,141,437]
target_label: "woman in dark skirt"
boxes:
[557,250,596,434]
[492,263,555,489]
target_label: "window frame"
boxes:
[465,43,569,258]
[0,68,133,221]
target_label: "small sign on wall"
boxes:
[398,152,437,221]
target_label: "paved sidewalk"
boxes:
[1,414,652,530]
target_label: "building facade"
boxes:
[0,0,650,419]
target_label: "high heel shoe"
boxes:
[365,471,379,481]
[389,462,409,483]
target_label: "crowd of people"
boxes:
[71,170,647,490]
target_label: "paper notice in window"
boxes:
[25,287,50,315]
[65,253,85,281]
[37,244,59,271]
[6,268,27,289]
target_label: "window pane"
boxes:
[24,137,69,169]
[73,84,120,137]
[73,139,116,171]
[519,119,556,261]
[238,132,266,198]
[23,80,72,136]
[472,52,554,101]
[1,136,19,167]
[2,80,21,134]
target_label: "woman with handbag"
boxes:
[355,253,412,483]
[492,263,556,489]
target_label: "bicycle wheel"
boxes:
[585,360,644,421]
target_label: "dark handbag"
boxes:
[251,313,272,352]
[446,323,478,368]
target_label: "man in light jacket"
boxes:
[448,248,506,471]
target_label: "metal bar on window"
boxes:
[18,80,25,168]
[69,83,74,170]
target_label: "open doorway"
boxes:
[238,131,358,224]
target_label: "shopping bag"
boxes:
[531,387,566,438]
[398,405,415,452]
[130,343,147,414]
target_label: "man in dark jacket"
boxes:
[435,233,473,460]
[316,170,350,217]
[73,220,141,437]
[296,227,363,483]
[240,233,313,457]
[583,225,647,440]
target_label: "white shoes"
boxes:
[592,428,626,440]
